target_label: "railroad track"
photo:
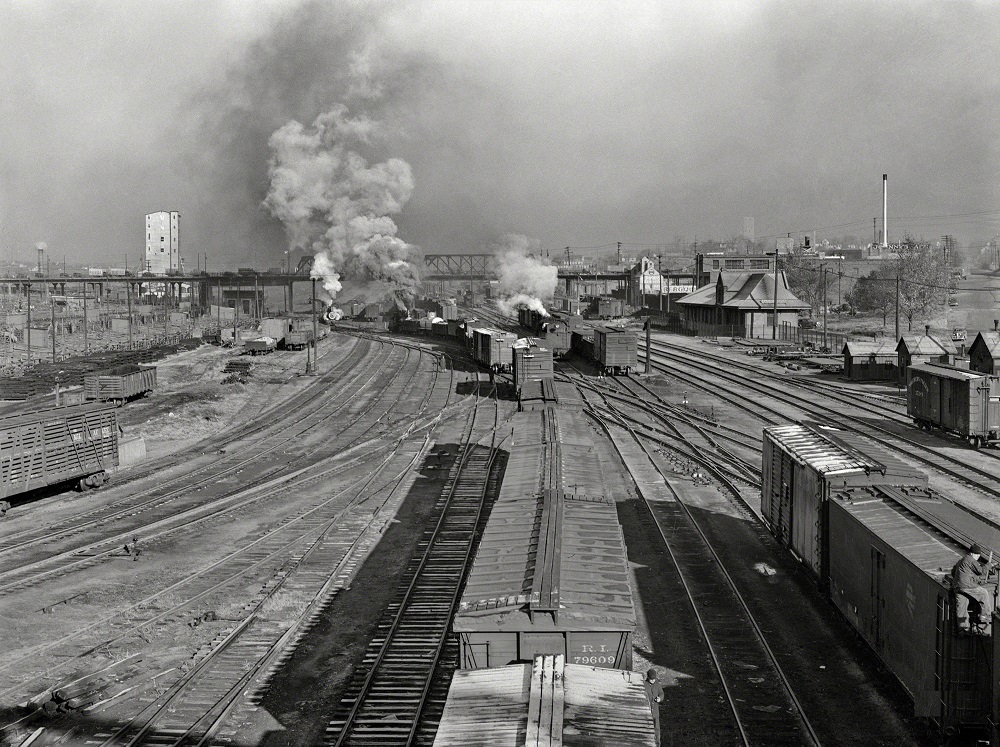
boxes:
[643,339,1000,499]
[86,426,435,746]
[0,340,440,577]
[0,344,466,732]
[323,379,501,746]
[582,385,821,746]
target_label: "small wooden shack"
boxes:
[896,329,954,385]
[842,340,897,381]
[970,329,1000,375]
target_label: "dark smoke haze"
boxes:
[1,1,998,269]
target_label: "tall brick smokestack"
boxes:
[882,174,888,248]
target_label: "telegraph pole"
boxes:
[895,275,900,340]
[822,266,828,351]
[657,254,663,313]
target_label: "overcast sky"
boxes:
[1,0,997,268]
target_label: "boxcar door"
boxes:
[870,547,886,650]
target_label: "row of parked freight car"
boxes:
[762,422,999,742]
[433,398,657,745]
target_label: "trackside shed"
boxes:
[432,654,657,747]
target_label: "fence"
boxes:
[776,322,846,352]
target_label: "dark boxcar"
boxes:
[593,327,638,375]
[828,485,998,739]
[761,423,927,584]
[0,402,119,498]
[517,306,542,334]
[907,363,1000,448]
[571,329,594,362]
[597,297,625,319]
[431,320,451,337]
[512,342,554,392]
[432,655,657,747]
[84,365,157,404]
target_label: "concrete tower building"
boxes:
[144,211,180,274]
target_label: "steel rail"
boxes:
[326,377,500,746]
[584,388,822,747]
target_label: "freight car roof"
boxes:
[432,654,656,747]
[766,423,924,482]
[908,363,988,381]
[455,489,635,631]
[832,485,1000,581]
[0,400,117,426]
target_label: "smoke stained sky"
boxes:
[1,0,997,267]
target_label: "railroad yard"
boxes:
[0,303,998,747]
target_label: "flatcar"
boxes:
[0,402,119,499]
[906,363,1000,448]
[763,423,999,741]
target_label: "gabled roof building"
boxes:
[674,271,810,338]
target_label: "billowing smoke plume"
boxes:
[263,104,420,306]
[490,234,558,317]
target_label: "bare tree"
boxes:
[894,235,948,331]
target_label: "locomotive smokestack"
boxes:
[925,324,930,336]
[882,174,888,248]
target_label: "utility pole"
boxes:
[657,254,663,313]
[894,275,900,340]
[127,282,133,349]
[565,246,571,266]
[50,297,56,362]
[822,266,828,351]
[311,278,319,372]
[616,242,622,266]
[83,289,88,353]
[26,281,31,363]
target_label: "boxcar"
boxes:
[454,409,635,670]
[827,484,999,739]
[906,363,1000,448]
[473,328,517,372]
[0,402,119,498]
[84,364,157,404]
[593,327,638,375]
[761,423,927,584]
[433,654,656,747]
[512,341,554,392]
[437,302,459,321]
[570,330,594,362]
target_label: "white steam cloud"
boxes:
[263,104,420,305]
[491,234,558,317]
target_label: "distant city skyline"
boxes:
[1,1,997,269]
